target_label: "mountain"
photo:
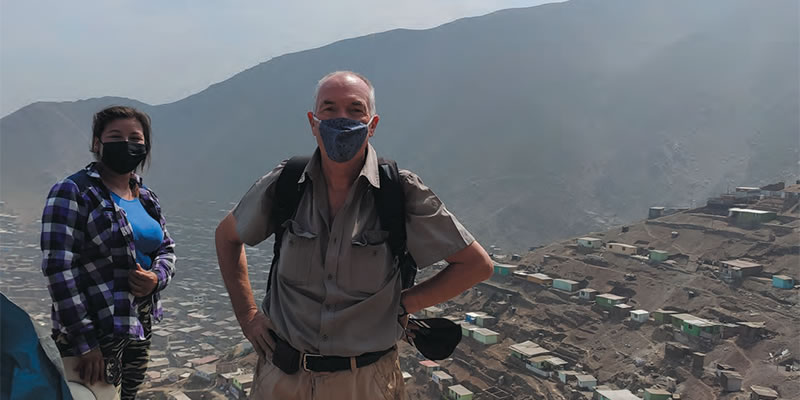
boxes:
[1,0,797,250]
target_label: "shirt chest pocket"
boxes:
[82,209,118,258]
[348,230,394,295]
[277,219,318,285]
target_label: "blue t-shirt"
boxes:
[111,192,164,269]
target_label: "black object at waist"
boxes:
[271,331,394,374]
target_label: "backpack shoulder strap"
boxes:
[375,158,418,289]
[273,157,311,228]
[268,156,310,292]
[375,158,406,257]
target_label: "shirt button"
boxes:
[333,237,338,244]
[327,274,333,280]
[322,334,329,341]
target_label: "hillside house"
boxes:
[557,370,579,385]
[577,374,597,390]
[607,243,638,255]
[631,310,650,323]
[772,275,794,289]
[612,303,633,319]
[459,321,476,338]
[737,321,766,341]
[553,278,580,292]
[671,313,721,338]
[720,371,743,392]
[729,208,777,228]
[526,355,553,377]
[579,288,598,301]
[720,259,763,280]
[423,306,444,318]
[509,341,549,360]
[596,294,627,308]
[684,318,721,338]
[653,309,677,324]
[734,187,762,200]
[476,314,496,327]
[594,388,640,400]
[473,328,499,345]
[447,385,473,400]
[544,357,568,372]
[643,388,672,400]
[493,263,519,277]
[670,313,694,329]
[432,370,453,390]
[152,330,172,350]
[514,272,553,286]
[649,250,669,263]
[465,311,486,324]
[419,360,440,375]
[577,237,603,249]
[649,207,665,219]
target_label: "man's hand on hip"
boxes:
[242,310,276,359]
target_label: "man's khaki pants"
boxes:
[249,349,405,399]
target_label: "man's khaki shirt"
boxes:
[233,145,474,356]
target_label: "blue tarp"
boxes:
[1,293,73,400]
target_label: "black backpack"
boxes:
[267,156,418,293]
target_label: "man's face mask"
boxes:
[100,141,147,174]
[313,116,374,163]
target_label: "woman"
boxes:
[41,106,176,400]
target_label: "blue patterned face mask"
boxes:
[314,116,374,163]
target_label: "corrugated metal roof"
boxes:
[729,208,774,214]
[597,294,626,301]
[432,371,452,379]
[721,259,762,269]
[750,385,779,396]
[594,389,640,400]
[448,385,472,396]
[553,278,579,285]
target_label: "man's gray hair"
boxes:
[313,71,376,115]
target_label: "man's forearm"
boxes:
[402,261,491,314]
[215,219,259,324]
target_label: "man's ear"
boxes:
[368,115,380,137]
[307,112,317,136]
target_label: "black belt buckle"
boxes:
[302,353,325,372]
[269,330,301,375]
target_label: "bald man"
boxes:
[215,71,493,399]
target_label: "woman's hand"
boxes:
[76,347,105,385]
[129,263,158,297]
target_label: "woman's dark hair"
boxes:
[91,106,152,171]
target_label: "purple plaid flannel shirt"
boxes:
[41,163,176,355]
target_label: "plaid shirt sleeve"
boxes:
[40,179,98,355]
[146,189,176,293]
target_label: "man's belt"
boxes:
[269,330,393,374]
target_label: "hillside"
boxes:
[101,188,800,400]
[2,0,798,250]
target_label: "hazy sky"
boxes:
[0,0,560,116]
